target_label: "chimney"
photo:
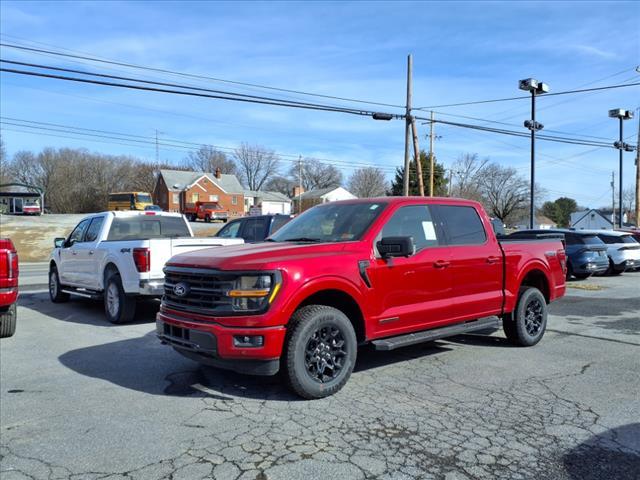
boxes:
[293,186,305,198]
[215,167,222,179]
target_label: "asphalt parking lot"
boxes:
[1,274,639,480]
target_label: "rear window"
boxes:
[436,205,487,246]
[582,235,604,245]
[620,235,637,244]
[106,216,189,241]
[242,217,269,242]
[270,215,291,234]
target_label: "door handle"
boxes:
[486,256,501,264]
[433,260,450,269]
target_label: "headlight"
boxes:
[228,274,279,311]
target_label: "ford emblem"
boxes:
[173,282,190,297]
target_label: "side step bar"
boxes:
[372,317,500,351]
[61,288,102,300]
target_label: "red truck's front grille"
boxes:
[163,266,237,315]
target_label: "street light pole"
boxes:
[530,91,536,230]
[608,108,635,228]
[618,117,624,228]
[519,78,549,229]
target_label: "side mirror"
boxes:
[54,237,66,248]
[377,236,415,258]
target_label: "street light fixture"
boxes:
[609,108,635,227]
[519,78,549,229]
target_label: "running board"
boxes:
[61,288,102,300]
[372,317,500,351]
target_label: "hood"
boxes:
[166,241,363,271]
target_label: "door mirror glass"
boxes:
[377,236,415,258]
[54,237,66,248]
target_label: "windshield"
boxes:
[136,194,152,204]
[270,202,386,243]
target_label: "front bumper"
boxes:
[156,310,286,376]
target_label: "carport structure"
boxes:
[0,183,44,214]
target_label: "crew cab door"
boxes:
[433,205,503,320]
[367,204,453,337]
[59,218,91,285]
[72,216,106,289]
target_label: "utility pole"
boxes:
[635,112,640,227]
[155,129,165,163]
[429,111,435,196]
[403,55,412,196]
[611,171,616,225]
[298,155,303,214]
[410,118,424,196]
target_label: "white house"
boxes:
[243,190,292,215]
[570,209,614,230]
[513,215,557,230]
[299,187,357,204]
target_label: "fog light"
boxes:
[233,335,264,347]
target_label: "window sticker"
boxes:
[422,221,437,240]
[370,204,379,210]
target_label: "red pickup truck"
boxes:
[182,202,229,223]
[157,197,566,398]
[0,238,19,338]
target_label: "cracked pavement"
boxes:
[1,273,639,479]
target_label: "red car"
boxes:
[157,197,566,398]
[0,238,19,338]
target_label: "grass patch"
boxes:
[567,283,605,291]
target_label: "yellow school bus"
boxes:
[108,192,154,211]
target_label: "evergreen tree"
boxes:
[389,150,448,196]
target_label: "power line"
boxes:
[0,64,407,123]
[417,117,633,149]
[0,41,405,109]
[0,117,400,172]
[415,81,640,110]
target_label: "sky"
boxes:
[1,0,639,208]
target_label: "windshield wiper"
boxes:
[281,237,323,242]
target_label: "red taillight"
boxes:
[132,248,150,272]
[0,238,18,287]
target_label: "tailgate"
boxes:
[147,237,243,275]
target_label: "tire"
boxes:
[565,262,573,280]
[49,266,70,303]
[0,303,17,338]
[503,287,547,347]
[104,271,136,324]
[283,305,357,399]
[205,215,211,223]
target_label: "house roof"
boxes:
[298,186,342,200]
[243,190,291,203]
[570,209,612,227]
[159,169,244,194]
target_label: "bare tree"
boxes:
[185,146,237,175]
[288,159,343,191]
[348,167,387,198]
[450,153,489,201]
[234,143,280,191]
[478,163,529,223]
[264,175,295,197]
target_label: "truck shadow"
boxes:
[18,291,159,327]
[562,423,640,480]
[58,331,457,401]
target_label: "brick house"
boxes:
[154,169,245,217]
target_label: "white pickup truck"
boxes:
[48,211,242,323]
